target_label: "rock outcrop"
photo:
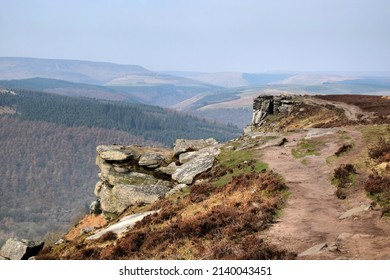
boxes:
[172,154,215,184]
[173,138,218,157]
[0,238,44,260]
[251,95,298,127]
[93,139,220,215]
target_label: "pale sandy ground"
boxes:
[260,128,390,259]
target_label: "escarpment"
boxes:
[251,95,299,127]
[28,93,390,260]
[246,94,370,134]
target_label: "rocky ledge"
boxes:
[251,95,300,127]
[92,138,221,215]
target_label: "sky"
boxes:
[0,0,389,73]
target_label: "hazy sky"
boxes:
[1,0,389,72]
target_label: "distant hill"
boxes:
[173,80,390,129]
[0,57,149,85]
[165,71,294,88]
[0,77,135,101]
[0,89,240,145]
[0,57,220,106]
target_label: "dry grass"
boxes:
[65,214,107,241]
[37,171,295,260]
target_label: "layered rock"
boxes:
[173,138,218,157]
[251,95,298,127]
[172,154,215,184]
[93,139,220,215]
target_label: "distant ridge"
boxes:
[0,57,217,89]
[0,57,220,106]
[0,57,149,85]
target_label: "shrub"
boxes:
[98,231,117,242]
[364,173,390,194]
[333,164,357,199]
[368,137,390,160]
[333,164,356,188]
[209,235,297,260]
[188,183,216,203]
[335,188,347,200]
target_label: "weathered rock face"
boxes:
[178,145,221,164]
[96,145,139,162]
[98,182,171,213]
[157,162,178,176]
[173,138,218,157]
[93,139,220,214]
[0,238,44,260]
[138,152,166,168]
[172,154,215,184]
[252,95,298,127]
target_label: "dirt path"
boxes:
[260,128,390,259]
[306,97,372,121]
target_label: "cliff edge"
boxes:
[30,94,390,260]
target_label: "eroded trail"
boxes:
[259,128,390,259]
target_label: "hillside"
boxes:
[164,71,294,88]
[35,94,390,260]
[0,77,135,101]
[0,89,240,247]
[0,57,149,85]
[0,118,159,247]
[0,89,240,145]
[0,57,220,106]
[174,81,390,129]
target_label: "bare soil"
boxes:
[260,127,390,259]
[65,214,107,241]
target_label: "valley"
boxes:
[33,93,390,260]
[0,57,389,260]
[0,87,240,246]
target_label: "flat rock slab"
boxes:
[86,211,157,240]
[173,138,218,157]
[305,128,338,139]
[139,152,165,168]
[96,145,138,162]
[157,162,178,176]
[172,155,214,184]
[179,145,221,164]
[339,205,371,220]
[298,243,328,257]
